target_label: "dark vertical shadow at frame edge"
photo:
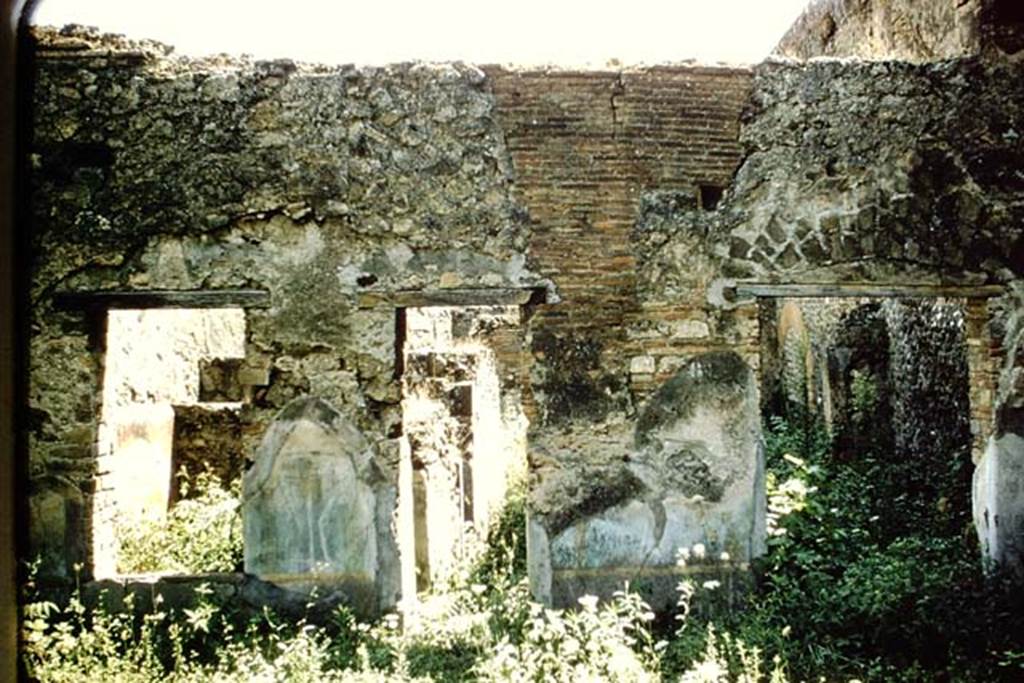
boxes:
[4,1,39,680]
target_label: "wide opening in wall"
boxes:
[758,294,989,556]
[398,305,528,597]
[93,307,247,579]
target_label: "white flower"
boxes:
[701,580,721,590]
[577,594,599,611]
[719,551,731,562]
[692,543,706,560]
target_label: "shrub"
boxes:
[116,469,243,575]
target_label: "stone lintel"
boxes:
[358,287,547,309]
[53,289,271,310]
[729,282,1005,301]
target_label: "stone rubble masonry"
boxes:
[775,0,985,62]
[23,19,1024,609]
[776,0,1024,63]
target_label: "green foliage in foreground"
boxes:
[22,469,782,682]
[22,558,779,682]
[22,417,1024,681]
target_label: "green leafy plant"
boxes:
[25,414,1024,682]
[116,469,243,575]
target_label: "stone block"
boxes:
[671,320,711,339]
[630,355,656,375]
[199,358,245,402]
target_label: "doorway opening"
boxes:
[398,305,527,597]
[759,295,985,547]
[92,307,246,578]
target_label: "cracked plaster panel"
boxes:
[530,352,764,609]
[243,397,399,615]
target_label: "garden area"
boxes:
[21,406,1024,682]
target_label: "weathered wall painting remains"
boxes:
[243,397,398,614]
[531,351,764,610]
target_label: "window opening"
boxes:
[699,184,724,211]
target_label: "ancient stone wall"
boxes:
[26,25,546,600]
[485,66,765,607]
[23,20,1024,609]
[644,56,1024,578]
[775,0,1024,63]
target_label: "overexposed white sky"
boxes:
[30,0,810,66]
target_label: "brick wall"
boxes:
[488,66,752,422]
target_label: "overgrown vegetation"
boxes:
[710,414,1024,682]
[23,468,781,682]
[116,469,243,575]
[22,413,1024,681]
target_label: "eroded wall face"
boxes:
[643,59,1024,578]
[775,0,985,62]
[774,0,1024,63]
[529,352,764,610]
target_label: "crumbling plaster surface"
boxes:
[529,352,764,610]
[975,282,1024,577]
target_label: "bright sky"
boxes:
[30,0,810,67]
